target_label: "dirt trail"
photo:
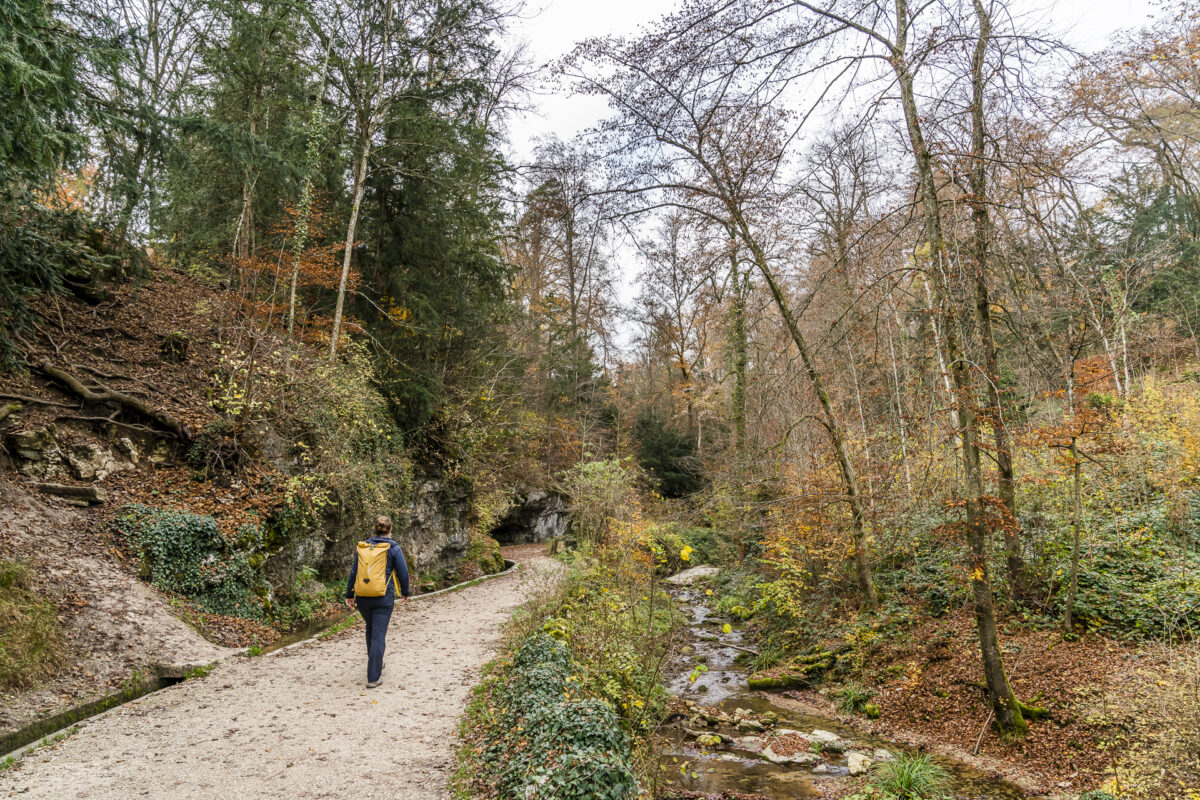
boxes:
[0,544,558,800]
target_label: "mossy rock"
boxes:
[748,654,832,691]
[458,533,504,580]
[747,669,816,691]
[791,650,835,667]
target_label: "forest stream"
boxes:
[657,586,1028,800]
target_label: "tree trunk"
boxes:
[885,310,914,496]
[891,0,1025,734]
[968,0,1026,602]
[1064,435,1082,633]
[737,217,878,607]
[730,264,749,459]
[329,135,371,361]
[922,277,961,450]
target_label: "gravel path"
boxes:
[0,545,559,800]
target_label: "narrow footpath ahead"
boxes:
[0,545,557,800]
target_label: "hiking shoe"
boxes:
[366,679,383,688]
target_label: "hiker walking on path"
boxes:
[345,515,410,687]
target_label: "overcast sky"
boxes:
[503,0,1153,161]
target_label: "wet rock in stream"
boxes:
[663,586,1035,799]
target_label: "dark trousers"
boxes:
[356,601,393,682]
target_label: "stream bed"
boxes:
[656,585,1030,800]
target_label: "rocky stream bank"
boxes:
[655,575,1035,800]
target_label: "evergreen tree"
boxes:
[0,0,114,362]
[161,0,319,262]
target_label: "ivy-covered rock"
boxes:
[116,504,263,619]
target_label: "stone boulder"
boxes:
[847,751,873,775]
[665,565,720,585]
[761,730,820,766]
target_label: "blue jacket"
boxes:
[346,536,411,604]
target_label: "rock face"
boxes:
[315,478,472,581]
[6,426,165,481]
[398,479,472,573]
[489,489,571,545]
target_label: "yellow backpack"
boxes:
[354,541,400,598]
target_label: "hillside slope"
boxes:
[0,266,501,744]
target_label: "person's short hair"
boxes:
[375,515,393,534]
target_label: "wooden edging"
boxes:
[1,558,522,764]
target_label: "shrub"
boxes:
[267,566,338,630]
[558,458,638,543]
[187,419,252,475]
[0,560,65,689]
[294,341,414,513]
[459,532,504,580]
[836,681,875,714]
[470,633,638,800]
[116,505,263,619]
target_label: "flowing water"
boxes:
[656,586,1030,799]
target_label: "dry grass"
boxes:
[0,560,65,689]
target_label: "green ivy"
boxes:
[1047,501,1200,640]
[471,634,638,800]
[116,505,263,619]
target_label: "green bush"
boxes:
[836,680,875,714]
[472,633,638,800]
[267,566,338,630]
[116,505,263,619]
[460,532,504,579]
[558,458,637,543]
[0,560,65,689]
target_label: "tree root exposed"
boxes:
[0,393,76,409]
[40,362,191,441]
[0,402,21,424]
[1017,699,1049,720]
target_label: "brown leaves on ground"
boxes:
[175,604,279,648]
[831,609,1133,791]
[7,267,231,437]
[767,731,811,757]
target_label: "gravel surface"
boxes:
[0,544,559,800]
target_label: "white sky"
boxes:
[499,0,1157,352]
[503,0,1154,162]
